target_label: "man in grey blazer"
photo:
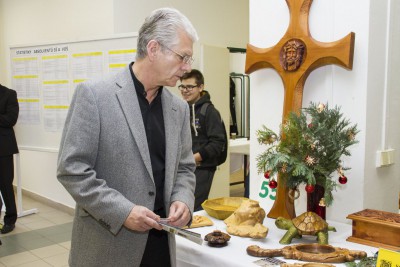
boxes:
[57,8,198,267]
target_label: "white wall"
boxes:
[249,0,400,223]
[113,0,248,49]
[363,0,400,211]
[0,0,249,209]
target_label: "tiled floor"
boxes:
[0,174,245,266]
[0,195,73,266]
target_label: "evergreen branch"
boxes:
[255,101,359,207]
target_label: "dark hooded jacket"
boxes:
[189,90,225,169]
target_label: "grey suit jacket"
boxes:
[57,67,196,267]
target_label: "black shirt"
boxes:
[129,62,166,214]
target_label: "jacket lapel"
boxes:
[162,91,180,184]
[114,68,153,180]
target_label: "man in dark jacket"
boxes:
[179,69,226,211]
[0,84,19,234]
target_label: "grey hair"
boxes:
[136,7,199,60]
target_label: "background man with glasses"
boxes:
[57,8,198,267]
[179,69,227,212]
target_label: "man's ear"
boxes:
[198,84,204,92]
[147,40,159,61]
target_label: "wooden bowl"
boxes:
[201,197,248,220]
[295,244,336,254]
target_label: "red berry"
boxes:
[264,171,270,179]
[308,123,313,128]
[269,179,277,189]
[339,175,348,184]
[305,184,315,193]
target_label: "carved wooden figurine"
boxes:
[247,244,367,263]
[275,211,336,244]
[224,199,268,239]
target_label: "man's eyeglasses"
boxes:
[178,84,198,91]
[163,45,194,65]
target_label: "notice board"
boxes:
[9,33,137,152]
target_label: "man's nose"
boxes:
[182,63,192,72]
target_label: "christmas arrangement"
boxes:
[256,102,359,206]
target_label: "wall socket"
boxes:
[376,149,395,167]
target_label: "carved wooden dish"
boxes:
[201,197,248,220]
[247,243,367,263]
[282,263,335,267]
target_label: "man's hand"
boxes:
[167,201,191,228]
[123,205,163,231]
[194,152,202,166]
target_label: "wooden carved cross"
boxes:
[245,0,355,219]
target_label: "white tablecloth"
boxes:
[229,138,250,155]
[176,210,377,267]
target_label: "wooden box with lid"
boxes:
[346,209,400,250]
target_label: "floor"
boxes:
[0,172,245,266]
[0,195,73,266]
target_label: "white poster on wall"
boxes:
[9,33,138,150]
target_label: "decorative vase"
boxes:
[307,184,326,220]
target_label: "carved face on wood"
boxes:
[280,39,306,71]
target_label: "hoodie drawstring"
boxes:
[191,104,198,136]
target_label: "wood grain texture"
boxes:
[347,209,400,250]
[245,0,355,219]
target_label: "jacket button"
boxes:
[148,191,155,196]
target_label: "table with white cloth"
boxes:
[176,210,377,267]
